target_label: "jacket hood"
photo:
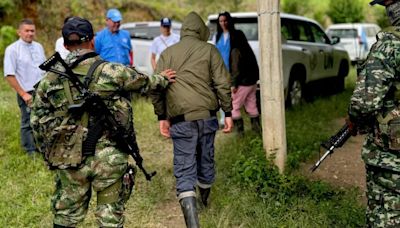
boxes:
[180,11,210,41]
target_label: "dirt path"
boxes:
[150,121,368,228]
[300,126,367,204]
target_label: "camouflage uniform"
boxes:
[31,49,169,227]
[348,27,400,227]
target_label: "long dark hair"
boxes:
[216,11,235,43]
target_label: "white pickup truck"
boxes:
[120,21,182,76]
[207,12,350,106]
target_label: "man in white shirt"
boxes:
[3,18,46,155]
[150,17,180,70]
[55,17,75,59]
[55,37,69,59]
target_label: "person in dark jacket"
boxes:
[150,11,233,228]
[230,29,260,135]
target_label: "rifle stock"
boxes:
[310,123,351,172]
[39,52,156,181]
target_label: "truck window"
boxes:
[309,23,329,44]
[327,29,357,39]
[207,17,258,41]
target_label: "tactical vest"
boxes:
[374,27,400,150]
[45,58,105,169]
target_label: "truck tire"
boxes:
[286,76,303,107]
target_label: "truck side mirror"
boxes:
[331,35,340,45]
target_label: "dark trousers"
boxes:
[170,117,218,194]
[17,93,36,153]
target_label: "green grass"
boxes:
[0,66,365,227]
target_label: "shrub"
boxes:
[0,25,17,66]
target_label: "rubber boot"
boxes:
[233,118,244,136]
[199,187,211,207]
[179,197,200,228]
[250,116,261,134]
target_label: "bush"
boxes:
[327,0,365,23]
[0,25,17,66]
[231,137,365,227]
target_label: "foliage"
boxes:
[229,137,365,227]
[327,0,365,23]
[0,26,17,62]
[374,6,391,28]
[282,0,311,16]
[202,130,365,227]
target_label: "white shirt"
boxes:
[150,33,180,58]
[3,38,46,92]
[55,37,70,59]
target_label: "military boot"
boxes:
[233,118,244,136]
[179,196,200,228]
[250,116,261,134]
[198,187,211,207]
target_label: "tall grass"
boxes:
[0,67,365,227]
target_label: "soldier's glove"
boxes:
[345,116,358,136]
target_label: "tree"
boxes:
[282,0,310,16]
[327,0,365,23]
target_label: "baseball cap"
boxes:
[107,8,122,22]
[62,17,94,44]
[160,17,172,27]
[369,0,386,5]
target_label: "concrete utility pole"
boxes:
[257,0,287,173]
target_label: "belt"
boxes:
[170,110,217,125]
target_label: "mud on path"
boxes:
[300,127,367,204]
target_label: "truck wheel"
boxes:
[286,77,303,107]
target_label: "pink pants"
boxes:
[232,84,259,119]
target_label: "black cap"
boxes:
[62,17,94,45]
[370,0,386,5]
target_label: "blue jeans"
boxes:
[17,93,36,153]
[170,117,218,195]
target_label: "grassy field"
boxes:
[0,67,365,227]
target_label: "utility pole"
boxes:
[257,0,287,173]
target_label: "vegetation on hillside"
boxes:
[0,0,389,60]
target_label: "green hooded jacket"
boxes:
[151,12,232,121]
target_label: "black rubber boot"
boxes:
[199,187,211,207]
[179,197,200,228]
[233,118,244,136]
[250,116,261,134]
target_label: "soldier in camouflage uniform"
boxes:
[30,17,175,228]
[348,0,400,226]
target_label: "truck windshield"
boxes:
[208,18,258,41]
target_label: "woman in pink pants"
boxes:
[230,28,260,135]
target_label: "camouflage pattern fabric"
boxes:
[348,27,400,227]
[31,49,170,226]
[52,146,128,227]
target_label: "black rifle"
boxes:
[310,123,351,172]
[39,52,156,181]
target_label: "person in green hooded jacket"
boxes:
[150,11,233,227]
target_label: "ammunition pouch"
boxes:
[375,109,400,151]
[45,115,89,169]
